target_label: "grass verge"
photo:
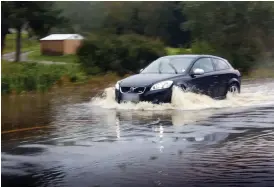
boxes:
[28,50,77,63]
[1,60,124,95]
[1,60,87,94]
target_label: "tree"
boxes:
[1,2,11,55]
[54,1,106,34]
[52,2,191,46]
[101,2,190,47]
[1,1,66,62]
[182,1,274,72]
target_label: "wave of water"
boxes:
[90,81,274,111]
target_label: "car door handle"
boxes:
[213,75,219,78]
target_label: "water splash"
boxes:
[90,81,274,111]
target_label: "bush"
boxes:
[166,40,216,56]
[191,40,216,54]
[1,61,87,94]
[166,47,192,55]
[76,34,166,75]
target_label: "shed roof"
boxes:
[40,34,84,41]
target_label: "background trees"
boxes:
[1,1,65,61]
[182,1,274,72]
[2,1,274,73]
[54,1,190,47]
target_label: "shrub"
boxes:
[166,41,216,56]
[166,47,192,55]
[76,34,166,75]
[191,40,216,54]
[1,61,87,94]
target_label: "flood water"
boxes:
[2,79,274,187]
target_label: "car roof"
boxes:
[162,54,228,61]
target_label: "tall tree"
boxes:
[1,1,66,61]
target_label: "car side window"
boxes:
[213,58,230,70]
[192,58,214,73]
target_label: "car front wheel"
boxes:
[227,83,240,95]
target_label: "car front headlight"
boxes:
[115,81,121,90]
[150,80,173,91]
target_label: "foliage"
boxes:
[55,2,190,47]
[102,2,190,47]
[191,41,217,55]
[1,1,66,61]
[50,1,274,74]
[54,2,105,34]
[1,61,87,94]
[2,1,274,91]
[166,47,192,55]
[28,50,77,63]
[76,34,166,76]
[166,41,216,56]
[182,1,274,73]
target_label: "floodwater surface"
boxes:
[2,79,274,187]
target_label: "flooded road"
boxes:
[2,80,274,187]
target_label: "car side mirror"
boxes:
[139,68,143,73]
[192,68,204,75]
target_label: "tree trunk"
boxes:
[1,33,7,55]
[1,21,9,55]
[15,27,22,62]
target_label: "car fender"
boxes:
[228,78,241,91]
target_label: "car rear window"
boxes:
[213,58,230,70]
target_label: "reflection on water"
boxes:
[2,80,274,187]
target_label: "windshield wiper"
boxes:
[168,62,178,74]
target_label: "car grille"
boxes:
[120,87,146,94]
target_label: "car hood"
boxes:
[119,73,183,87]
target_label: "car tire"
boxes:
[227,83,240,96]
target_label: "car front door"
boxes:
[186,57,219,97]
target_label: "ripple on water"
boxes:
[2,81,274,187]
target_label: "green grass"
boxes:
[3,33,40,54]
[28,50,77,63]
[1,60,87,94]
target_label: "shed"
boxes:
[40,34,84,55]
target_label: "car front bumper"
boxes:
[115,87,172,104]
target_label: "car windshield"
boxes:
[141,56,195,74]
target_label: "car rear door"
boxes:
[187,57,219,97]
[212,58,231,97]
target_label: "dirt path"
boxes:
[2,51,67,65]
